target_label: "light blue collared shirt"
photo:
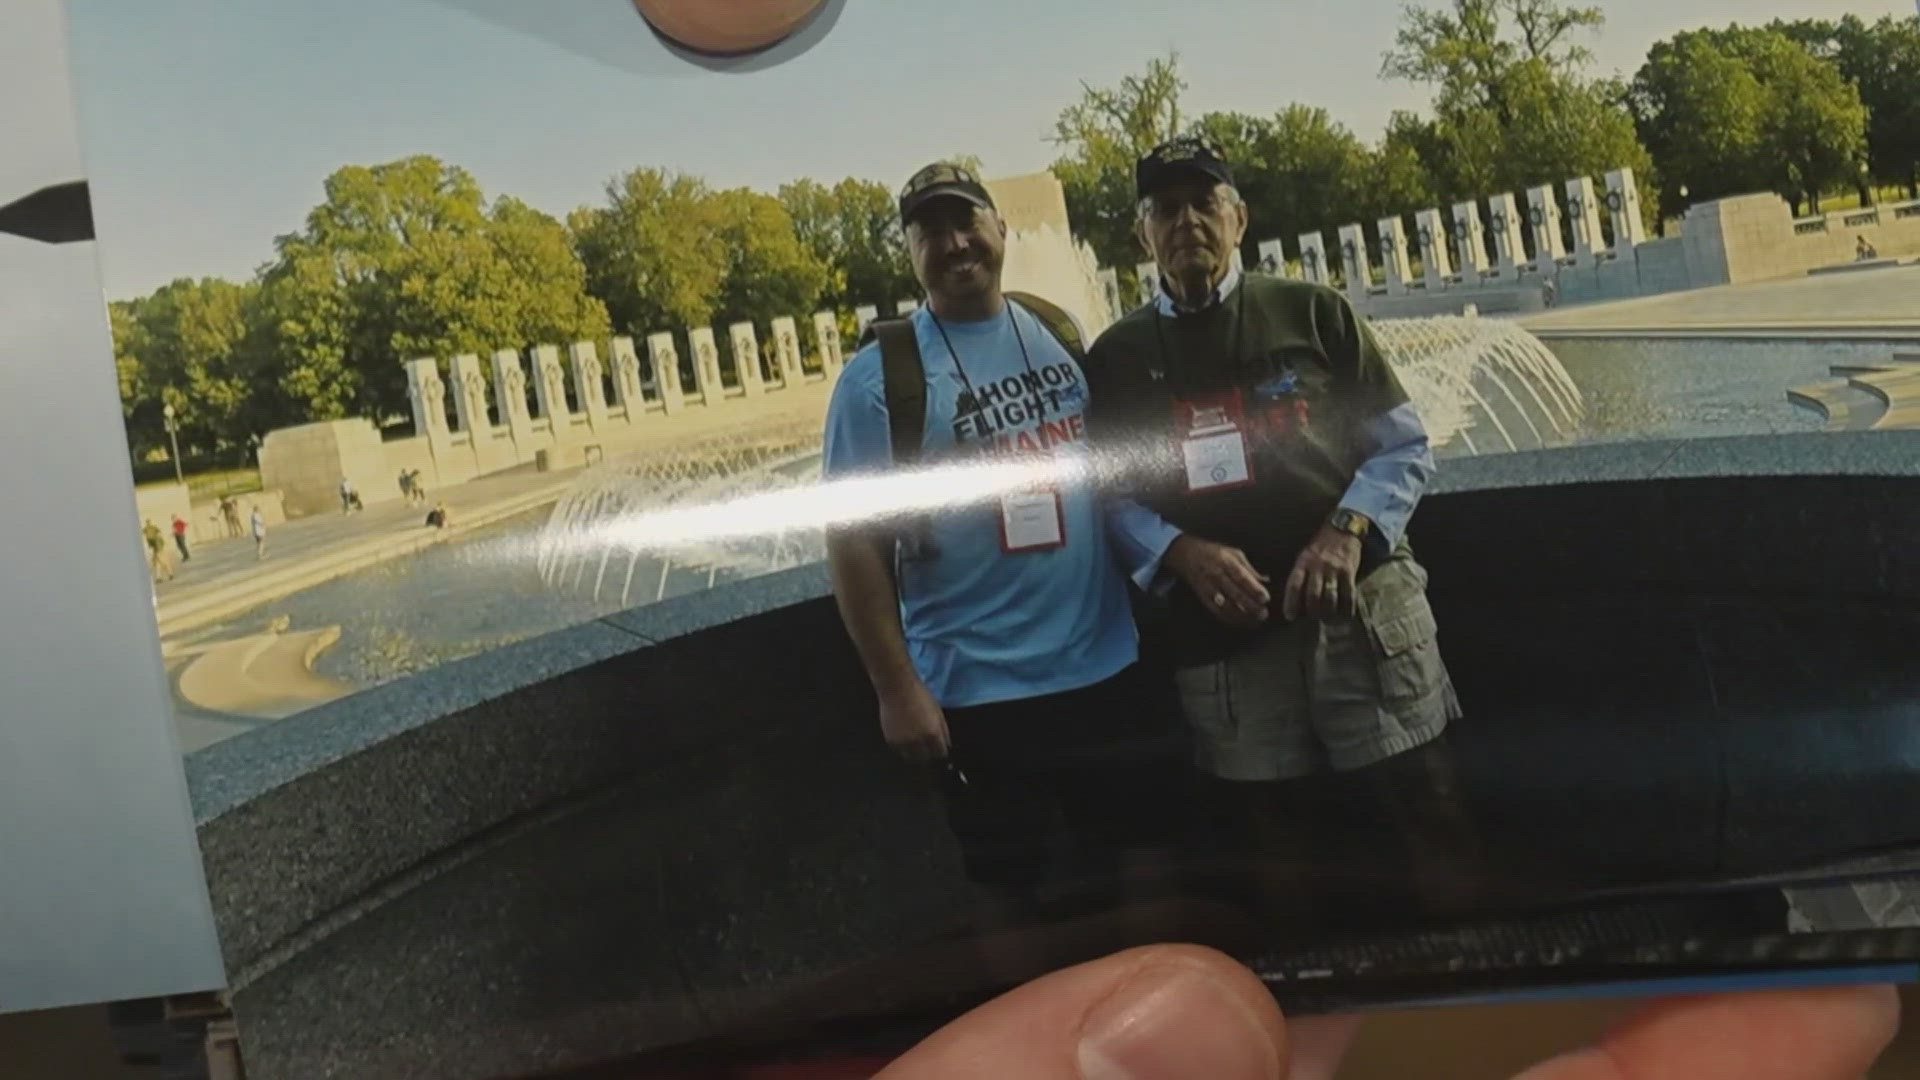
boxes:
[1131,266,1435,568]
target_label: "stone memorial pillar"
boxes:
[854,305,879,335]
[1452,200,1489,280]
[608,336,648,418]
[530,344,575,439]
[1605,167,1650,250]
[812,311,843,379]
[451,352,510,475]
[405,357,455,482]
[1377,217,1413,295]
[1134,261,1159,306]
[646,332,686,414]
[1566,177,1606,264]
[568,341,610,431]
[728,321,764,396]
[1488,193,1526,281]
[1298,232,1330,285]
[1527,185,1566,273]
[688,327,724,405]
[1257,239,1285,275]
[1416,208,1453,290]
[1337,223,1371,301]
[1096,267,1122,320]
[491,348,537,457]
[770,316,804,387]
[405,358,450,441]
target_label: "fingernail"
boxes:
[1077,963,1279,1080]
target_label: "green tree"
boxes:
[114,277,263,453]
[709,187,827,322]
[777,177,915,309]
[1633,28,1867,216]
[1630,32,1770,217]
[109,300,150,427]
[1383,0,1604,117]
[258,155,608,424]
[571,167,727,337]
[1193,106,1430,263]
[1049,52,1187,268]
[1742,32,1868,215]
[1775,15,1920,199]
[1384,0,1650,216]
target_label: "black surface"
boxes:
[0,181,94,243]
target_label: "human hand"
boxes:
[878,679,950,763]
[873,943,1899,1080]
[1282,524,1362,622]
[1165,535,1270,629]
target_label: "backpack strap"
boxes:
[1004,291,1085,361]
[869,317,925,466]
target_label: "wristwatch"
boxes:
[1327,507,1372,540]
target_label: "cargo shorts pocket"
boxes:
[1359,565,1447,706]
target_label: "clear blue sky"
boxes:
[64,0,1911,299]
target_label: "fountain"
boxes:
[1372,312,1585,456]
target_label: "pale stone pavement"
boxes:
[152,463,584,637]
[1522,263,1920,335]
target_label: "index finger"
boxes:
[1221,555,1272,605]
[875,945,1288,1080]
[1515,984,1899,1080]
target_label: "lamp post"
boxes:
[162,402,183,485]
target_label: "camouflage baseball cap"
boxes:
[1136,136,1234,199]
[898,161,995,225]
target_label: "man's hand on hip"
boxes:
[1165,534,1270,629]
[878,679,950,762]
[1284,524,1363,622]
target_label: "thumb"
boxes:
[875,944,1289,1080]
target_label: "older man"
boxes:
[822,162,1186,926]
[1083,136,1480,927]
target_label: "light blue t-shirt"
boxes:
[822,302,1140,709]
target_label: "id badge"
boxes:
[1183,428,1252,491]
[1175,393,1254,493]
[999,488,1066,553]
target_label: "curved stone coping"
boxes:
[1785,381,1863,428]
[1845,368,1920,430]
[183,430,1920,980]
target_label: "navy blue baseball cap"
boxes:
[1136,136,1235,199]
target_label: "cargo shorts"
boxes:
[1174,553,1461,782]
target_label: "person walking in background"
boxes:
[142,519,172,582]
[250,505,267,560]
[425,502,450,530]
[340,476,362,513]
[218,494,241,537]
[398,468,414,504]
[1857,235,1880,261]
[408,469,427,505]
[170,513,191,562]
